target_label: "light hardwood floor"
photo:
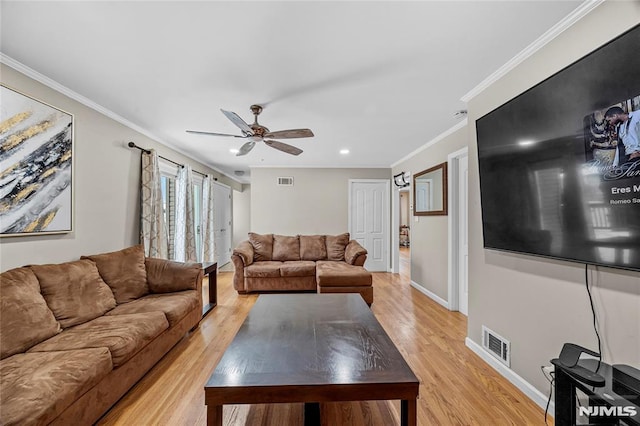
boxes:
[97,248,552,425]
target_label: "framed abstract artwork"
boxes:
[0,84,74,236]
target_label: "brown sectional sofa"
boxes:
[0,245,203,426]
[231,233,374,304]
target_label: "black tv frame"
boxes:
[475,24,640,272]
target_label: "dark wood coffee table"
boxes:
[204,293,419,426]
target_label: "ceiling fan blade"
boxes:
[186,130,246,138]
[264,140,303,156]
[236,141,256,156]
[263,129,314,139]
[221,109,253,135]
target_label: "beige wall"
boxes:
[232,184,251,246]
[466,0,640,396]
[0,64,240,271]
[392,125,468,300]
[250,167,390,236]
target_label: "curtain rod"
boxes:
[127,141,212,179]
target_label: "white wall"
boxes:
[466,1,640,396]
[0,64,240,271]
[250,167,389,235]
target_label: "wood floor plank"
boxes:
[97,248,552,425]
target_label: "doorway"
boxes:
[348,179,390,272]
[448,148,469,315]
[213,181,232,267]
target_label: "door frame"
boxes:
[212,180,233,266]
[447,147,468,312]
[348,179,391,272]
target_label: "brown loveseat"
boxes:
[231,233,373,304]
[0,245,202,426]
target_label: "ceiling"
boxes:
[1,1,583,184]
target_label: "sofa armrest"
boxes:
[145,257,203,294]
[233,241,254,266]
[345,240,368,266]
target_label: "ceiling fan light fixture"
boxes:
[230,148,239,154]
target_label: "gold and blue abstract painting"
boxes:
[1,85,73,236]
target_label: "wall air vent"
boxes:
[277,177,294,186]
[482,326,510,367]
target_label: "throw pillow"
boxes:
[272,235,301,261]
[299,235,327,261]
[326,233,350,261]
[0,267,61,359]
[248,233,273,261]
[82,244,148,304]
[30,259,117,329]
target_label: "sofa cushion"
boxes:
[299,235,327,261]
[0,348,112,426]
[81,244,148,304]
[316,261,372,287]
[280,261,317,277]
[30,259,117,329]
[0,268,61,359]
[145,258,201,293]
[244,261,283,278]
[28,312,168,367]
[325,233,350,261]
[106,291,199,326]
[272,235,300,261]
[249,233,273,261]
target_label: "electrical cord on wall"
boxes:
[543,265,603,425]
[541,365,555,425]
[584,264,602,368]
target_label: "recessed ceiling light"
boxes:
[340,149,350,155]
[230,148,239,154]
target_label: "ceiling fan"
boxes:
[186,105,314,156]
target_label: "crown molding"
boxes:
[0,52,242,184]
[460,0,604,103]
[390,118,468,168]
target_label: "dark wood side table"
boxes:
[202,262,217,317]
[551,358,640,426]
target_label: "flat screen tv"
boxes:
[476,25,640,272]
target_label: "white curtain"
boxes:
[201,175,217,263]
[174,165,197,262]
[140,149,168,258]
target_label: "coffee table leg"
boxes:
[304,402,321,426]
[401,399,417,426]
[207,404,223,426]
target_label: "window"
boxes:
[158,159,207,262]
[193,176,204,262]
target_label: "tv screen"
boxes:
[476,25,640,271]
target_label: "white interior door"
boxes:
[213,182,232,266]
[349,180,389,271]
[457,155,469,315]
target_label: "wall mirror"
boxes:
[413,162,448,216]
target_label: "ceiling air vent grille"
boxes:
[277,177,294,186]
[482,326,510,367]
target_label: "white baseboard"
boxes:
[410,281,449,309]
[465,337,555,417]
